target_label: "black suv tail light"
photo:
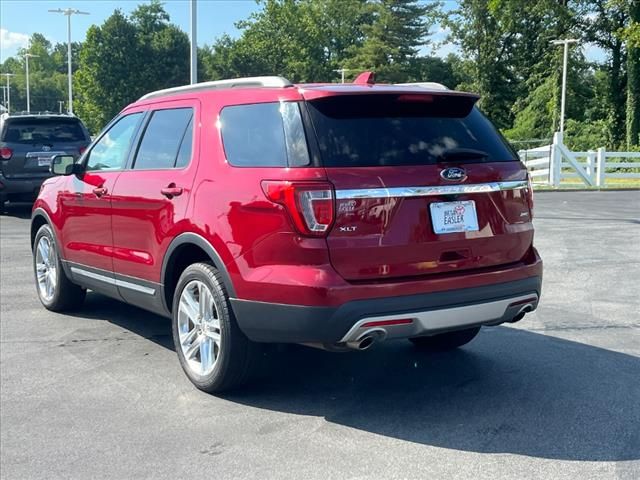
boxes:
[0,147,12,160]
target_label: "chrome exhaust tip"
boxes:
[345,328,387,351]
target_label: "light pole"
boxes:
[333,68,350,83]
[58,101,65,113]
[1,86,6,109]
[24,53,39,113]
[49,8,90,114]
[190,0,197,84]
[1,73,15,113]
[550,39,578,135]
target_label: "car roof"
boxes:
[133,75,479,108]
[2,113,81,122]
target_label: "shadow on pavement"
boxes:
[80,293,639,463]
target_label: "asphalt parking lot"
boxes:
[1,191,639,479]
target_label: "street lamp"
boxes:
[550,39,578,135]
[1,73,15,113]
[48,8,90,114]
[333,68,355,84]
[24,53,39,113]
[190,0,197,84]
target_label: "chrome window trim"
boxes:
[335,180,528,200]
[70,266,156,295]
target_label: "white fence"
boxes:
[518,132,640,187]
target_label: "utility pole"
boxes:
[1,86,6,109]
[550,39,578,135]
[190,0,197,84]
[49,8,90,114]
[1,74,15,113]
[24,53,39,113]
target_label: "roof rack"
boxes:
[139,76,294,101]
[6,111,73,117]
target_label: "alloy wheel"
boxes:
[35,236,58,302]
[177,280,222,376]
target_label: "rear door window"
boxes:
[220,102,310,167]
[133,108,193,170]
[2,117,87,143]
[306,94,518,167]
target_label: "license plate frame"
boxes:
[430,200,479,234]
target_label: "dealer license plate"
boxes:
[430,200,479,234]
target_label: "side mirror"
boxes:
[50,155,78,175]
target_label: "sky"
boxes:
[1,0,606,65]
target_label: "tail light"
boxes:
[261,180,335,237]
[0,147,12,160]
[526,172,534,217]
[79,146,87,155]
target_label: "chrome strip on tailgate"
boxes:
[334,181,528,200]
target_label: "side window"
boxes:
[175,118,193,169]
[86,113,142,171]
[133,108,193,170]
[220,102,309,167]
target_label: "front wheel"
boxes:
[409,326,481,352]
[33,224,86,311]
[172,262,257,393]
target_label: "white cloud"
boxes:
[0,28,29,51]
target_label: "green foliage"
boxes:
[626,0,640,147]
[202,0,369,83]
[0,33,69,113]
[74,2,188,133]
[343,0,438,82]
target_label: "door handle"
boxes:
[161,184,183,199]
[93,186,108,197]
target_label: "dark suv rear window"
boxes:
[1,117,87,143]
[307,94,517,167]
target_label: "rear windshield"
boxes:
[306,94,518,167]
[1,117,87,144]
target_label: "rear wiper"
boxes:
[438,148,489,161]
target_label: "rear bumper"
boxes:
[231,275,541,344]
[0,173,47,200]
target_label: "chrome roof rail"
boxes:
[139,76,294,101]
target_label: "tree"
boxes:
[202,0,369,83]
[344,0,437,82]
[74,2,189,133]
[577,0,629,148]
[626,0,640,147]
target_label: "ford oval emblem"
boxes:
[440,167,467,182]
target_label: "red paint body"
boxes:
[33,83,542,313]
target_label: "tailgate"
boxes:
[304,92,534,281]
[326,163,532,281]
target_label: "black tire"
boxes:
[172,262,257,393]
[409,326,481,352]
[33,224,86,311]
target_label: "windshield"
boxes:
[306,94,518,167]
[1,117,87,144]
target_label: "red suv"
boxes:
[31,75,542,392]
